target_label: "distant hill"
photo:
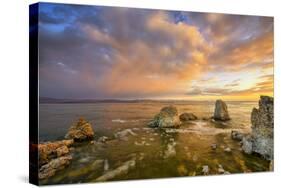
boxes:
[39,97,254,104]
[39,97,153,104]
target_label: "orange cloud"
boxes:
[82,11,211,98]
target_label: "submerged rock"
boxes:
[98,136,109,143]
[69,159,104,178]
[104,159,109,171]
[242,96,273,160]
[65,118,94,141]
[224,147,232,152]
[231,130,244,141]
[177,164,188,176]
[114,129,137,141]
[211,143,217,150]
[164,142,177,158]
[218,164,225,174]
[39,155,72,180]
[148,106,181,128]
[202,165,209,175]
[95,158,136,182]
[213,100,230,121]
[179,113,197,122]
[269,160,274,171]
[202,117,211,121]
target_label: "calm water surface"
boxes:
[39,101,270,185]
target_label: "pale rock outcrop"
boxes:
[68,159,104,178]
[39,155,72,180]
[38,139,74,166]
[114,129,137,141]
[202,165,209,175]
[95,158,136,182]
[65,118,94,141]
[213,100,230,121]
[38,140,74,179]
[242,96,273,160]
[148,106,181,128]
[163,142,177,158]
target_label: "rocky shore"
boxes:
[147,96,273,168]
[38,96,273,182]
[231,96,273,164]
[38,118,95,179]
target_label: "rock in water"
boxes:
[241,135,253,154]
[164,142,177,158]
[179,113,198,122]
[202,165,209,175]
[213,100,230,121]
[95,159,136,182]
[211,143,217,150]
[38,139,74,166]
[38,140,74,179]
[68,159,104,178]
[104,159,109,171]
[242,96,273,160]
[269,160,274,171]
[148,106,181,128]
[65,118,94,141]
[39,155,72,180]
[224,147,231,152]
[114,129,137,140]
[231,130,244,141]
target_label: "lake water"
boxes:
[39,101,270,185]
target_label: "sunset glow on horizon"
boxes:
[38,3,274,101]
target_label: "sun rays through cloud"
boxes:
[38,3,273,101]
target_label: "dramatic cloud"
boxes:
[38,3,273,100]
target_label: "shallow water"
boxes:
[39,101,270,185]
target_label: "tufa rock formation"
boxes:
[39,155,72,180]
[39,118,96,179]
[38,139,74,179]
[179,113,197,122]
[213,99,230,121]
[148,106,181,128]
[242,96,273,160]
[65,118,94,141]
[38,139,74,167]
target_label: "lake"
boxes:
[39,101,270,185]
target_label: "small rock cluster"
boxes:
[149,99,231,129]
[39,118,95,179]
[38,139,74,179]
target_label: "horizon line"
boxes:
[39,96,260,102]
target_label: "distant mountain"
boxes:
[39,97,254,104]
[39,97,152,104]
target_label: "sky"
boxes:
[37,3,274,101]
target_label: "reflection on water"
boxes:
[39,101,270,185]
